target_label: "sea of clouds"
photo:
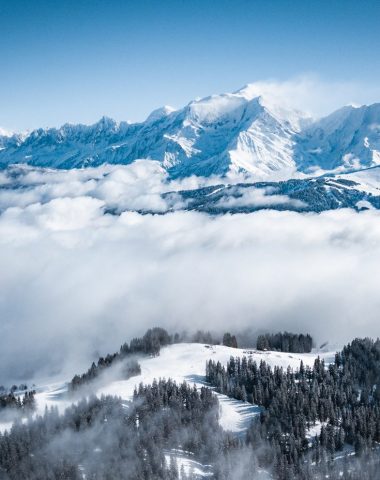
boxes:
[1,161,379,382]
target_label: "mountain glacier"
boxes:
[1,85,380,179]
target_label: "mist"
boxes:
[0,163,379,382]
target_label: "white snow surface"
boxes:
[342,165,380,195]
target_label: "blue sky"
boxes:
[1,0,380,131]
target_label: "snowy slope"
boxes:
[338,165,380,195]
[95,342,335,435]
[298,103,380,172]
[0,343,336,437]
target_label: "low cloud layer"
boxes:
[1,163,379,382]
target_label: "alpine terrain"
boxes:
[1,85,380,179]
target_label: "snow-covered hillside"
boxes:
[2,343,336,438]
[1,85,380,179]
[298,103,380,172]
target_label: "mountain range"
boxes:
[1,85,380,179]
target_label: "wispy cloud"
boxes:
[216,186,306,209]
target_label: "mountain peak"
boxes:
[94,116,118,130]
[145,105,176,123]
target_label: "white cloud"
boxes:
[237,75,380,118]
[1,164,380,382]
[0,127,13,137]
[216,186,306,209]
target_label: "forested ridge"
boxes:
[68,327,172,390]
[0,380,236,480]
[68,327,237,391]
[206,337,380,479]
[2,334,380,479]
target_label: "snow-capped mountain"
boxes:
[298,103,380,172]
[1,86,380,178]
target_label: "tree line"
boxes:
[0,391,36,412]
[68,326,173,391]
[68,327,241,391]
[256,331,313,353]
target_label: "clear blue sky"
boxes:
[1,0,380,131]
